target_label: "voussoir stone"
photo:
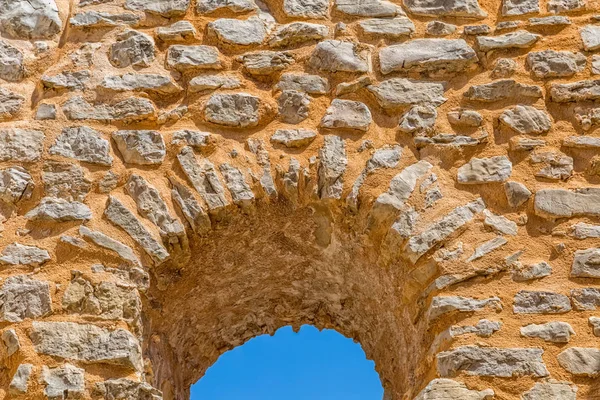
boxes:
[166,45,222,72]
[514,290,572,313]
[125,0,190,16]
[309,40,370,73]
[522,380,578,400]
[0,243,50,267]
[521,322,575,343]
[0,275,52,322]
[558,348,600,376]
[534,188,600,219]
[0,129,45,163]
[320,99,372,132]
[464,80,542,102]
[368,78,446,108]
[414,379,494,400]
[527,50,586,78]
[318,136,347,199]
[109,30,155,68]
[50,126,113,166]
[112,130,166,165]
[477,30,540,51]
[0,0,62,39]
[457,156,512,184]
[219,163,255,209]
[204,93,263,128]
[499,105,552,134]
[403,0,487,18]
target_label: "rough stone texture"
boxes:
[414,379,494,399]
[513,291,572,314]
[0,0,62,39]
[112,130,166,165]
[557,348,600,376]
[428,296,502,320]
[403,0,487,18]
[477,31,540,51]
[166,45,222,72]
[50,126,113,166]
[320,99,372,132]
[0,275,52,322]
[109,30,155,68]
[457,156,512,184]
[527,50,586,78]
[41,363,85,399]
[500,105,552,134]
[464,80,542,102]
[520,322,575,343]
[25,197,92,222]
[534,188,600,219]
[0,243,50,267]
[309,40,370,73]
[521,380,578,400]
[204,93,263,128]
[9,364,32,394]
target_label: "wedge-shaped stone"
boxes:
[464,80,542,102]
[414,379,494,400]
[0,88,24,121]
[380,39,477,75]
[527,50,586,78]
[428,296,502,320]
[42,364,85,399]
[50,126,113,166]
[205,93,263,128]
[572,248,600,278]
[208,17,268,46]
[271,129,317,147]
[318,136,347,199]
[169,177,211,234]
[177,147,229,212]
[477,30,540,51]
[457,156,512,184]
[522,380,577,400]
[514,290,571,313]
[0,129,44,163]
[25,197,92,222]
[268,23,328,48]
[109,30,155,68]
[483,210,517,235]
[112,130,166,165]
[359,17,415,38]
[368,79,446,108]
[534,188,600,219]
[0,40,25,82]
[0,243,50,266]
[95,379,163,400]
[125,0,190,16]
[558,348,600,376]
[0,167,33,204]
[1,276,52,322]
[550,79,600,102]
[320,99,372,132]
[467,236,508,261]
[104,196,170,264]
[63,96,156,123]
[80,226,142,267]
[502,0,539,15]
[437,346,549,377]
[276,73,329,94]
[571,288,600,310]
[70,11,140,27]
[31,321,142,371]
[197,0,257,13]
[219,163,255,209]
[521,322,574,343]
[309,40,370,73]
[101,73,182,95]
[499,105,551,134]
[335,0,403,17]
[0,0,62,39]
[166,45,222,72]
[403,0,487,18]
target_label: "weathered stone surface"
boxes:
[426,21,457,36]
[9,364,32,394]
[457,156,512,184]
[429,296,502,320]
[571,248,600,278]
[240,51,295,76]
[112,130,166,165]
[277,86,308,120]
[558,348,600,376]
[219,163,254,209]
[0,0,62,39]
[268,22,328,47]
[483,210,517,235]
[477,31,540,51]
[189,74,242,92]
[563,136,600,149]
[95,379,163,400]
[63,96,157,123]
[104,196,170,264]
[403,0,487,18]
[368,78,446,108]
[590,317,600,336]
[197,0,256,13]
[156,21,196,41]
[447,109,483,127]
[512,261,552,281]
[571,222,600,239]
[529,15,570,25]
[0,41,24,82]
[0,167,33,204]
[521,322,575,343]
[437,346,549,378]
[534,188,600,219]
[0,88,24,121]
[309,40,370,73]
[502,0,539,15]
[360,17,415,38]
[380,39,477,75]
[548,0,585,12]
[2,329,20,356]
[464,80,542,102]
[335,0,403,16]
[0,129,44,163]
[25,197,92,222]
[101,73,182,95]
[414,379,494,400]
[550,79,600,102]
[318,136,347,199]
[450,319,502,338]
[0,243,50,267]
[276,73,329,94]
[464,24,491,34]
[70,11,140,27]
[205,93,263,128]
[320,99,372,132]
[571,288,600,310]
[50,126,113,166]
[513,290,572,314]
[399,105,437,134]
[169,177,211,234]
[467,236,508,261]
[41,364,85,399]
[522,380,578,400]
[530,152,573,180]
[207,17,268,46]
[271,129,317,148]
[505,181,531,207]
[499,105,552,134]
[527,50,586,78]
[41,71,90,91]
[42,162,91,202]
[283,0,329,18]
[246,138,277,200]
[109,30,155,68]
[0,275,51,322]
[580,25,600,51]
[80,226,141,268]
[172,130,210,149]
[125,0,190,16]
[166,45,222,72]
[492,58,517,78]
[510,137,546,152]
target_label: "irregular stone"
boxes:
[283,0,329,18]
[466,236,508,261]
[276,73,329,94]
[428,296,502,320]
[25,197,92,222]
[282,158,301,204]
[239,51,295,75]
[246,139,277,200]
[207,17,268,46]
[0,0,62,39]
[318,136,347,199]
[504,181,531,208]
[522,380,578,400]
[398,105,437,134]
[491,58,517,78]
[368,79,446,108]
[464,24,491,34]
[205,93,263,128]
[335,76,371,96]
[499,105,552,135]
[0,276,51,322]
[42,364,85,399]
[527,50,585,79]
[464,80,542,102]
[502,0,539,15]
[109,30,155,68]
[512,261,552,281]
[477,30,540,51]
[9,364,32,394]
[41,71,90,91]
[529,15,570,26]
[320,99,372,132]
[571,222,600,239]
[189,74,242,92]
[219,163,254,209]
[563,136,600,149]
[125,0,190,16]
[571,248,600,278]
[379,39,477,75]
[426,21,457,36]
[447,109,483,127]
[62,96,157,123]
[271,129,317,148]
[36,104,56,120]
[2,329,20,356]
[79,226,141,268]
[0,88,24,121]
[483,210,517,236]
[531,152,573,180]
[99,171,119,194]
[558,348,600,376]
[571,288,600,310]
[551,79,600,103]
[166,45,222,72]
[580,25,600,51]
[437,346,549,378]
[548,0,585,12]
[156,21,196,41]
[0,129,45,163]
[450,319,502,338]
[197,0,257,13]
[112,130,166,165]
[509,137,545,151]
[172,130,210,149]
[169,177,211,234]
[50,126,112,166]
[101,73,182,95]
[415,133,486,148]
[360,17,415,38]
[414,379,494,400]
[104,196,170,264]
[0,41,24,82]
[177,147,229,212]
[535,188,600,219]
[94,379,163,400]
[268,22,328,48]
[457,156,512,184]
[0,243,50,267]
[335,0,403,16]
[403,0,487,18]
[309,40,370,73]
[590,316,600,336]
[0,167,33,204]
[521,322,575,343]
[42,162,91,202]
[513,290,571,314]
[69,11,141,27]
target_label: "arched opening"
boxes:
[190,325,383,400]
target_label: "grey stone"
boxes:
[0,88,24,121]
[197,0,257,13]
[522,380,578,400]
[403,0,487,18]
[276,73,329,94]
[271,129,317,147]
[156,21,196,41]
[464,24,491,34]
[505,181,531,207]
[457,156,512,184]
[99,171,119,194]
[580,25,600,51]
[466,236,508,262]
[42,71,91,91]
[437,346,549,378]
[0,243,50,267]
[36,104,56,120]
[0,40,24,82]
[512,261,552,281]
[189,74,242,92]
[502,0,539,15]
[464,80,542,102]
[0,167,33,204]
[166,45,222,72]
[109,30,155,68]
[41,364,85,399]
[510,137,546,151]
[335,0,403,17]
[548,0,585,12]
[589,317,600,336]
[534,188,600,219]
[571,248,600,278]
[246,139,277,200]
[426,21,457,36]
[531,152,573,181]
[0,129,44,163]
[368,78,446,108]
[112,130,166,165]
[69,11,141,27]
[177,147,229,212]
[571,222,600,239]
[379,39,477,75]
[62,96,157,123]
[449,320,502,338]
[309,40,370,73]
[499,105,552,134]
[0,276,51,322]
[219,163,254,209]
[415,133,487,149]
[563,136,600,149]
[126,175,185,243]
[527,50,586,78]
[80,226,141,267]
[414,379,494,400]
[529,15,571,25]
[50,126,113,166]
[9,364,32,394]
[398,105,437,134]
[205,93,262,128]
[558,348,600,376]
[521,322,575,343]
[42,162,91,202]
[335,76,371,96]
[320,99,372,132]
[360,17,415,38]
[94,379,163,400]
[207,17,268,46]
[3,329,20,356]
[60,235,87,249]
[571,288,600,310]
[550,79,600,102]
[125,0,190,16]
[169,177,211,235]
[100,73,182,95]
[239,51,295,75]
[25,197,92,222]
[483,210,517,235]
[428,296,502,320]
[283,0,329,18]
[513,290,572,314]
[172,130,210,149]
[491,58,517,78]
[282,158,301,204]
[318,136,347,199]
[477,30,540,51]
[0,0,62,39]
[268,22,328,48]
[104,196,170,264]
[447,109,483,127]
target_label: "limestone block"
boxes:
[0,243,50,266]
[309,40,370,73]
[0,0,62,39]
[112,130,166,165]
[457,156,512,184]
[41,363,85,399]
[558,348,600,376]
[513,290,572,314]
[520,322,575,343]
[403,0,487,18]
[0,275,52,322]
[521,380,577,400]
[25,197,92,222]
[414,379,494,400]
[320,99,372,132]
[50,126,113,166]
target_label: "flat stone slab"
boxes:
[534,188,600,219]
[457,156,512,184]
[477,30,540,51]
[403,0,487,18]
[368,78,447,108]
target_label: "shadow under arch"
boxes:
[141,203,430,400]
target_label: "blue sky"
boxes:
[190,325,383,400]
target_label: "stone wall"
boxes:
[0,0,600,398]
